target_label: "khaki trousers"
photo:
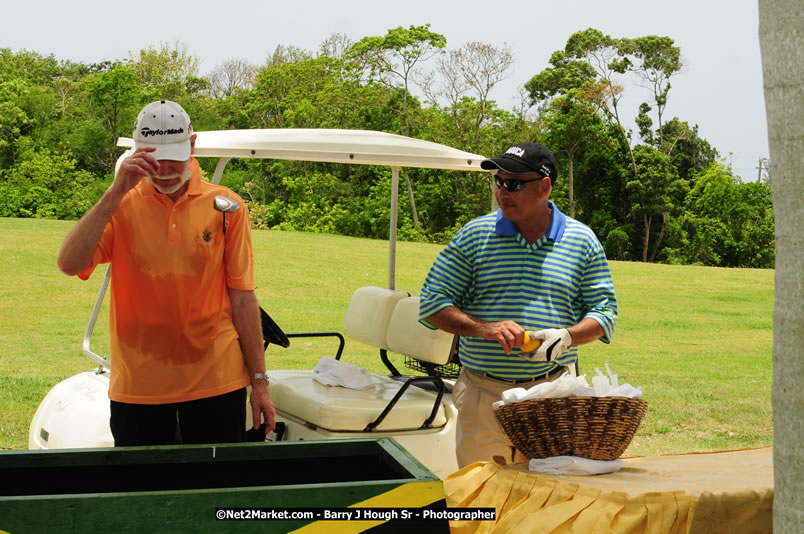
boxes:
[453,366,566,468]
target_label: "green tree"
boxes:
[128,41,200,101]
[565,123,635,251]
[0,48,61,85]
[0,146,101,219]
[678,161,774,267]
[348,24,446,136]
[0,50,72,166]
[524,51,596,103]
[0,32,773,270]
[630,36,682,153]
[87,65,144,173]
[627,145,688,262]
[540,86,609,217]
[237,53,387,131]
[0,80,32,167]
[526,29,682,180]
[603,227,632,261]
[556,29,639,177]
[348,24,447,227]
[659,119,719,182]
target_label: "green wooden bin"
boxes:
[0,438,448,533]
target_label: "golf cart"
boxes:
[28,129,488,479]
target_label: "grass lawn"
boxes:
[0,217,774,456]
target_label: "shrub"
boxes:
[604,228,631,261]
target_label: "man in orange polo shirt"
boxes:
[57,100,274,446]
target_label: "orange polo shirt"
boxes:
[79,158,253,404]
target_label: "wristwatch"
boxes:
[253,373,269,383]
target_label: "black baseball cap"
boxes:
[481,143,558,183]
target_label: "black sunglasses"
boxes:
[494,175,545,192]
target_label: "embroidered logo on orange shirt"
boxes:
[199,228,214,246]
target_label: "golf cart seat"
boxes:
[267,286,456,432]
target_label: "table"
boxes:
[444,448,773,534]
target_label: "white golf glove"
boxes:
[519,328,572,362]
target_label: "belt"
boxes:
[470,365,567,385]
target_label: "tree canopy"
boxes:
[0,27,775,268]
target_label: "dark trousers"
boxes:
[110,388,247,447]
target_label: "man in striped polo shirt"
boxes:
[419,143,617,467]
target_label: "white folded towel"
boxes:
[498,370,643,405]
[313,356,376,389]
[501,374,591,403]
[605,383,643,399]
[528,455,623,475]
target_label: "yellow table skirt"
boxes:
[444,448,773,534]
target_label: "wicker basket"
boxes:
[493,396,648,461]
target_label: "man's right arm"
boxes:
[425,306,526,356]
[419,224,526,355]
[57,187,125,275]
[57,147,158,276]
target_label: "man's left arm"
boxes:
[525,244,617,362]
[577,246,618,343]
[567,317,606,346]
[221,198,273,434]
[228,288,275,434]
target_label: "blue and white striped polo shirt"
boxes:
[419,201,617,380]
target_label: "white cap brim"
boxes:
[136,140,191,161]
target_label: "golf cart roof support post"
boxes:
[489,172,499,211]
[212,157,231,186]
[82,265,111,370]
[389,166,399,290]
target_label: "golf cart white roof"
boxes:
[117,128,486,176]
[116,127,488,284]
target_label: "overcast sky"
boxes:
[6,0,769,181]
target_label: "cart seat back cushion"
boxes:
[385,296,455,366]
[343,286,408,349]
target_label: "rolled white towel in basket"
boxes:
[494,368,642,408]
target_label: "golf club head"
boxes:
[214,195,240,213]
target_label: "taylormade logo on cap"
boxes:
[139,126,186,138]
[133,100,193,161]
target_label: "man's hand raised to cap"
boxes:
[112,147,159,197]
[57,146,161,276]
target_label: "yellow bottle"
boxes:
[521,331,542,352]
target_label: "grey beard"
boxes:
[146,165,193,195]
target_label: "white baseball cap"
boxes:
[133,100,193,161]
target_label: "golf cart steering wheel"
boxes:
[260,307,290,349]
